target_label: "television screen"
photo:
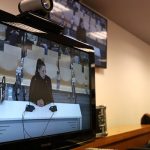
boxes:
[50,0,107,68]
[0,10,96,149]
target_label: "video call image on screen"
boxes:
[50,0,107,68]
[0,22,91,143]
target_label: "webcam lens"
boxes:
[42,0,50,10]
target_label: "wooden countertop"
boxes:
[73,125,150,150]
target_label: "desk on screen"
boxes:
[0,100,82,142]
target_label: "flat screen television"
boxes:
[0,10,96,149]
[50,0,107,68]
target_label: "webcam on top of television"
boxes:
[17,0,63,33]
[18,0,53,19]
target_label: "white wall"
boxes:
[96,20,150,128]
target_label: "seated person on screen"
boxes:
[29,58,53,106]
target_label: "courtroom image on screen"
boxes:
[50,0,107,68]
[0,22,91,143]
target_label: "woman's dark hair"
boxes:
[35,58,45,75]
[141,114,150,124]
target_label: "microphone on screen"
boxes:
[25,103,35,112]
[25,96,35,112]
[49,102,57,112]
[49,105,57,112]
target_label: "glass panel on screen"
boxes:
[0,11,95,149]
[50,0,107,68]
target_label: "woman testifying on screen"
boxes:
[29,58,53,106]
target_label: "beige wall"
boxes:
[0,0,20,15]
[96,20,150,128]
[1,1,150,129]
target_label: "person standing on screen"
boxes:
[76,18,87,43]
[29,58,53,106]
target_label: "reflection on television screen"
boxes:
[50,0,107,68]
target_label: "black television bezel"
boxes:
[0,10,96,149]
